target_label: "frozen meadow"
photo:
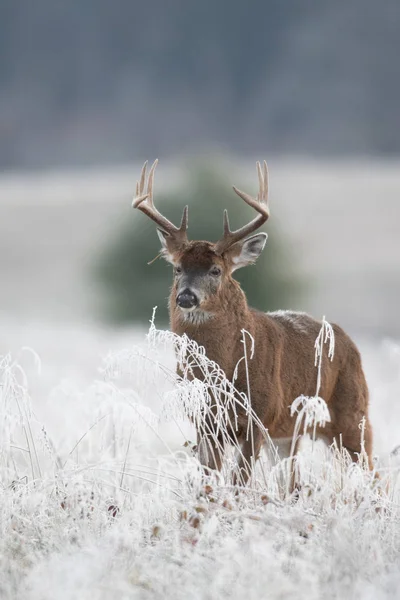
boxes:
[1,160,400,598]
[1,315,400,600]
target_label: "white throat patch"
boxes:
[181,309,212,325]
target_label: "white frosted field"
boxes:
[1,160,400,599]
[1,316,400,600]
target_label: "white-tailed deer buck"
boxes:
[132,160,374,487]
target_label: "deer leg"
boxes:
[330,416,374,469]
[288,436,303,497]
[232,428,263,487]
[327,417,384,505]
[197,430,225,473]
[329,361,374,470]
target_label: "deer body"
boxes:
[170,255,372,477]
[132,160,373,485]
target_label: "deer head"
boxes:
[132,160,270,318]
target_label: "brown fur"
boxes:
[168,242,373,485]
[132,160,373,487]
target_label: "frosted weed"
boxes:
[0,316,399,599]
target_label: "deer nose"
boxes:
[176,289,198,309]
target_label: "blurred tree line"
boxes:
[0,0,400,169]
[93,161,303,324]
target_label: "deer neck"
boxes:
[170,279,253,372]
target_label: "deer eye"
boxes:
[210,266,221,277]
[175,266,182,275]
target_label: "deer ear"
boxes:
[157,229,176,264]
[228,233,268,272]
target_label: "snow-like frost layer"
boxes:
[0,318,400,600]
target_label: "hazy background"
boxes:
[1,0,400,338]
[1,0,400,167]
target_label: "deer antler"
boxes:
[132,160,188,244]
[215,160,269,254]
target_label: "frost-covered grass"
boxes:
[1,317,400,599]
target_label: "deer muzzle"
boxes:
[176,288,199,309]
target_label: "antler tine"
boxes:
[132,160,188,243]
[215,160,270,254]
[139,160,148,197]
[222,209,230,235]
[179,205,189,231]
[146,159,158,207]
[263,160,268,198]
